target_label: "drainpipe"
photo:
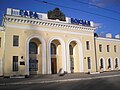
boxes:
[94,34,98,72]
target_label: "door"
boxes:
[29,59,38,75]
[70,57,74,73]
[51,58,57,74]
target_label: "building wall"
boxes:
[2,15,120,76]
[0,27,4,76]
[96,37,120,72]
[2,15,96,76]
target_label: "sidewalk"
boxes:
[0,70,120,85]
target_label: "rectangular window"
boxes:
[114,45,117,52]
[86,41,90,50]
[13,35,19,46]
[87,57,91,69]
[13,56,18,72]
[99,44,102,52]
[0,37,1,48]
[107,45,110,52]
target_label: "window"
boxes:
[99,44,102,52]
[87,57,91,69]
[115,58,118,68]
[51,43,56,55]
[100,58,103,68]
[108,59,111,68]
[13,56,18,72]
[13,35,19,46]
[69,45,73,55]
[107,45,110,52]
[86,41,90,50]
[114,45,117,52]
[0,37,1,48]
[29,42,37,54]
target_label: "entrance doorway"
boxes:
[70,57,74,73]
[29,38,42,75]
[51,58,57,74]
[69,41,79,73]
[50,40,62,74]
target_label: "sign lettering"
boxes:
[71,18,91,26]
[19,10,39,19]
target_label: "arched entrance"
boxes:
[114,58,119,69]
[69,41,80,73]
[50,40,62,74]
[26,35,46,75]
[69,41,78,73]
[99,58,105,71]
[107,58,113,70]
[48,37,66,74]
[67,39,83,73]
[29,38,42,75]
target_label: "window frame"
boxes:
[13,56,18,72]
[29,42,38,54]
[87,57,91,69]
[100,58,103,68]
[114,45,117,53]
[51,43,57,55]
[107,45,110,52]
[13,35,19,47]
[86,41,90,50]
[115,58,118,68]
[108,58,111,68]
[69,44,73,55]
[99,44,102,52]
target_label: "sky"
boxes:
[0,0,120,37]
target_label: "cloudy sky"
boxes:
[0,0,120,37]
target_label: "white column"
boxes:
[26,40,29,75]
[0,58,3,76]
[67,45,71,73]
[62,43,67,72]
[103,59,106,71]
[47,43,52,74]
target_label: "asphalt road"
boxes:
[0,76,120,90]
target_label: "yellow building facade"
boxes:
[95,36,120,72]
[0,8,120,77]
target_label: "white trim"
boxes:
[26,35,46,75]
[0,57,3,76]
[96,37,120,42]
[6,24,93,36]
[99,57,106,71]
[47,37,66,74]
[5,15,96,32]
[66,39,84,73]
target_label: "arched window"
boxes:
[69,45,73,55]
[100,58,103,68]
[29,42,37,54]
[51,43,56,55]
[115,58,118,68]
[108,58,111,68]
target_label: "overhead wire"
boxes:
[72,0,120,15]
[35,0,120,21]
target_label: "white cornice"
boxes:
[6,24,93,36]
[4,15,96,33]
[96,37,120,42]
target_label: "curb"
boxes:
[0,74,120,86]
